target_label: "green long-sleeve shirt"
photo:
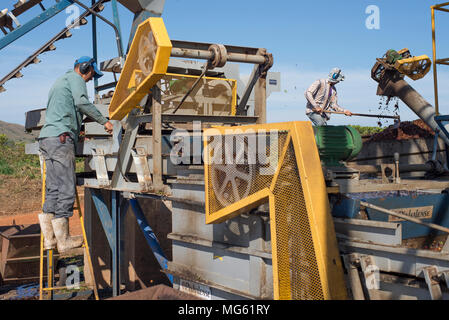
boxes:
[39,70,108,141]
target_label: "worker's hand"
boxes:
[104,121,113,134]
[314,107,323,114]
[344,110,352,116]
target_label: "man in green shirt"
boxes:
[38,56,114,253]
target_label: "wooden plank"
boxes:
[333,179,449,194]
[1,238,10,276]
[6,255,41,262]
[152,85,163,191]
[254,76,266,124]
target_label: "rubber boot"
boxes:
[51,217,83,253]
[38,213,57,250]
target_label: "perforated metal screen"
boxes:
[160,73,237,115]
[203,122,347,300]
[207,131,288,214]
[271,142,323,300]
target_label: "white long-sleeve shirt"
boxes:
[305,79,346,117]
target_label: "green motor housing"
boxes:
[313,126,363,167]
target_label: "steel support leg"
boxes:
[111,191,120,296]
[129,198,173,284]
[91,0,98,99]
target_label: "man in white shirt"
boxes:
[305,68,352,126]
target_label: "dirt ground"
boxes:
[0,176,83,234]
[0,179,85,300]
[0,176,42,217]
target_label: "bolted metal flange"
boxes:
[208,44,228,68]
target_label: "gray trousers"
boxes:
[307,112,328,126]
[39,136,76,219]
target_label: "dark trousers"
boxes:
[38,136,76,219]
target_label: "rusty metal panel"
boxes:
[159,73,237,115]
[117,0,166,14]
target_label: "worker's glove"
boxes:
[104,121,113,134]
[314,107,323,114]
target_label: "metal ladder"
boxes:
[38,160,99,300]
[0,0,106,93]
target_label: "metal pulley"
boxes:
[371,48,432,83]
[170,43,272,67]
[208,44,227,68]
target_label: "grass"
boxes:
[349,125,384,136]
[0,134,85,181]
[0,134,41,179]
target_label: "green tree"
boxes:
[0,134,8,147]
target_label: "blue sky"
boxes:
[1,0,449,127]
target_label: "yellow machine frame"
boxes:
[109,18,172,120]
[431,2,449,115]
[203,121,347,300]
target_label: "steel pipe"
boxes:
[170,47,267,65]
[360,201,449,234]
[72,0,124,59]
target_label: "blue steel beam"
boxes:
[90,189,114,250]
[91,189,130,297]
[129,198,173,284]
[91,0,98,96]
[0,0,74,51]
[110,0,124,56]
[435,115,449,145]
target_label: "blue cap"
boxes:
[74,56,104,79]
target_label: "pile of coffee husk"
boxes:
[368,119,435,142]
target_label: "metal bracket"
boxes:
[131,147,152,192]
[92,148,110,187]
[129,199,173,284]
[111,111,139,189]
[7,11,20,28]
[422,266,443,300]
[380,164,396,184]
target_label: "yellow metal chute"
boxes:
[109,18,172,120]
[109,17,239,119]
[203,122,347,300]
